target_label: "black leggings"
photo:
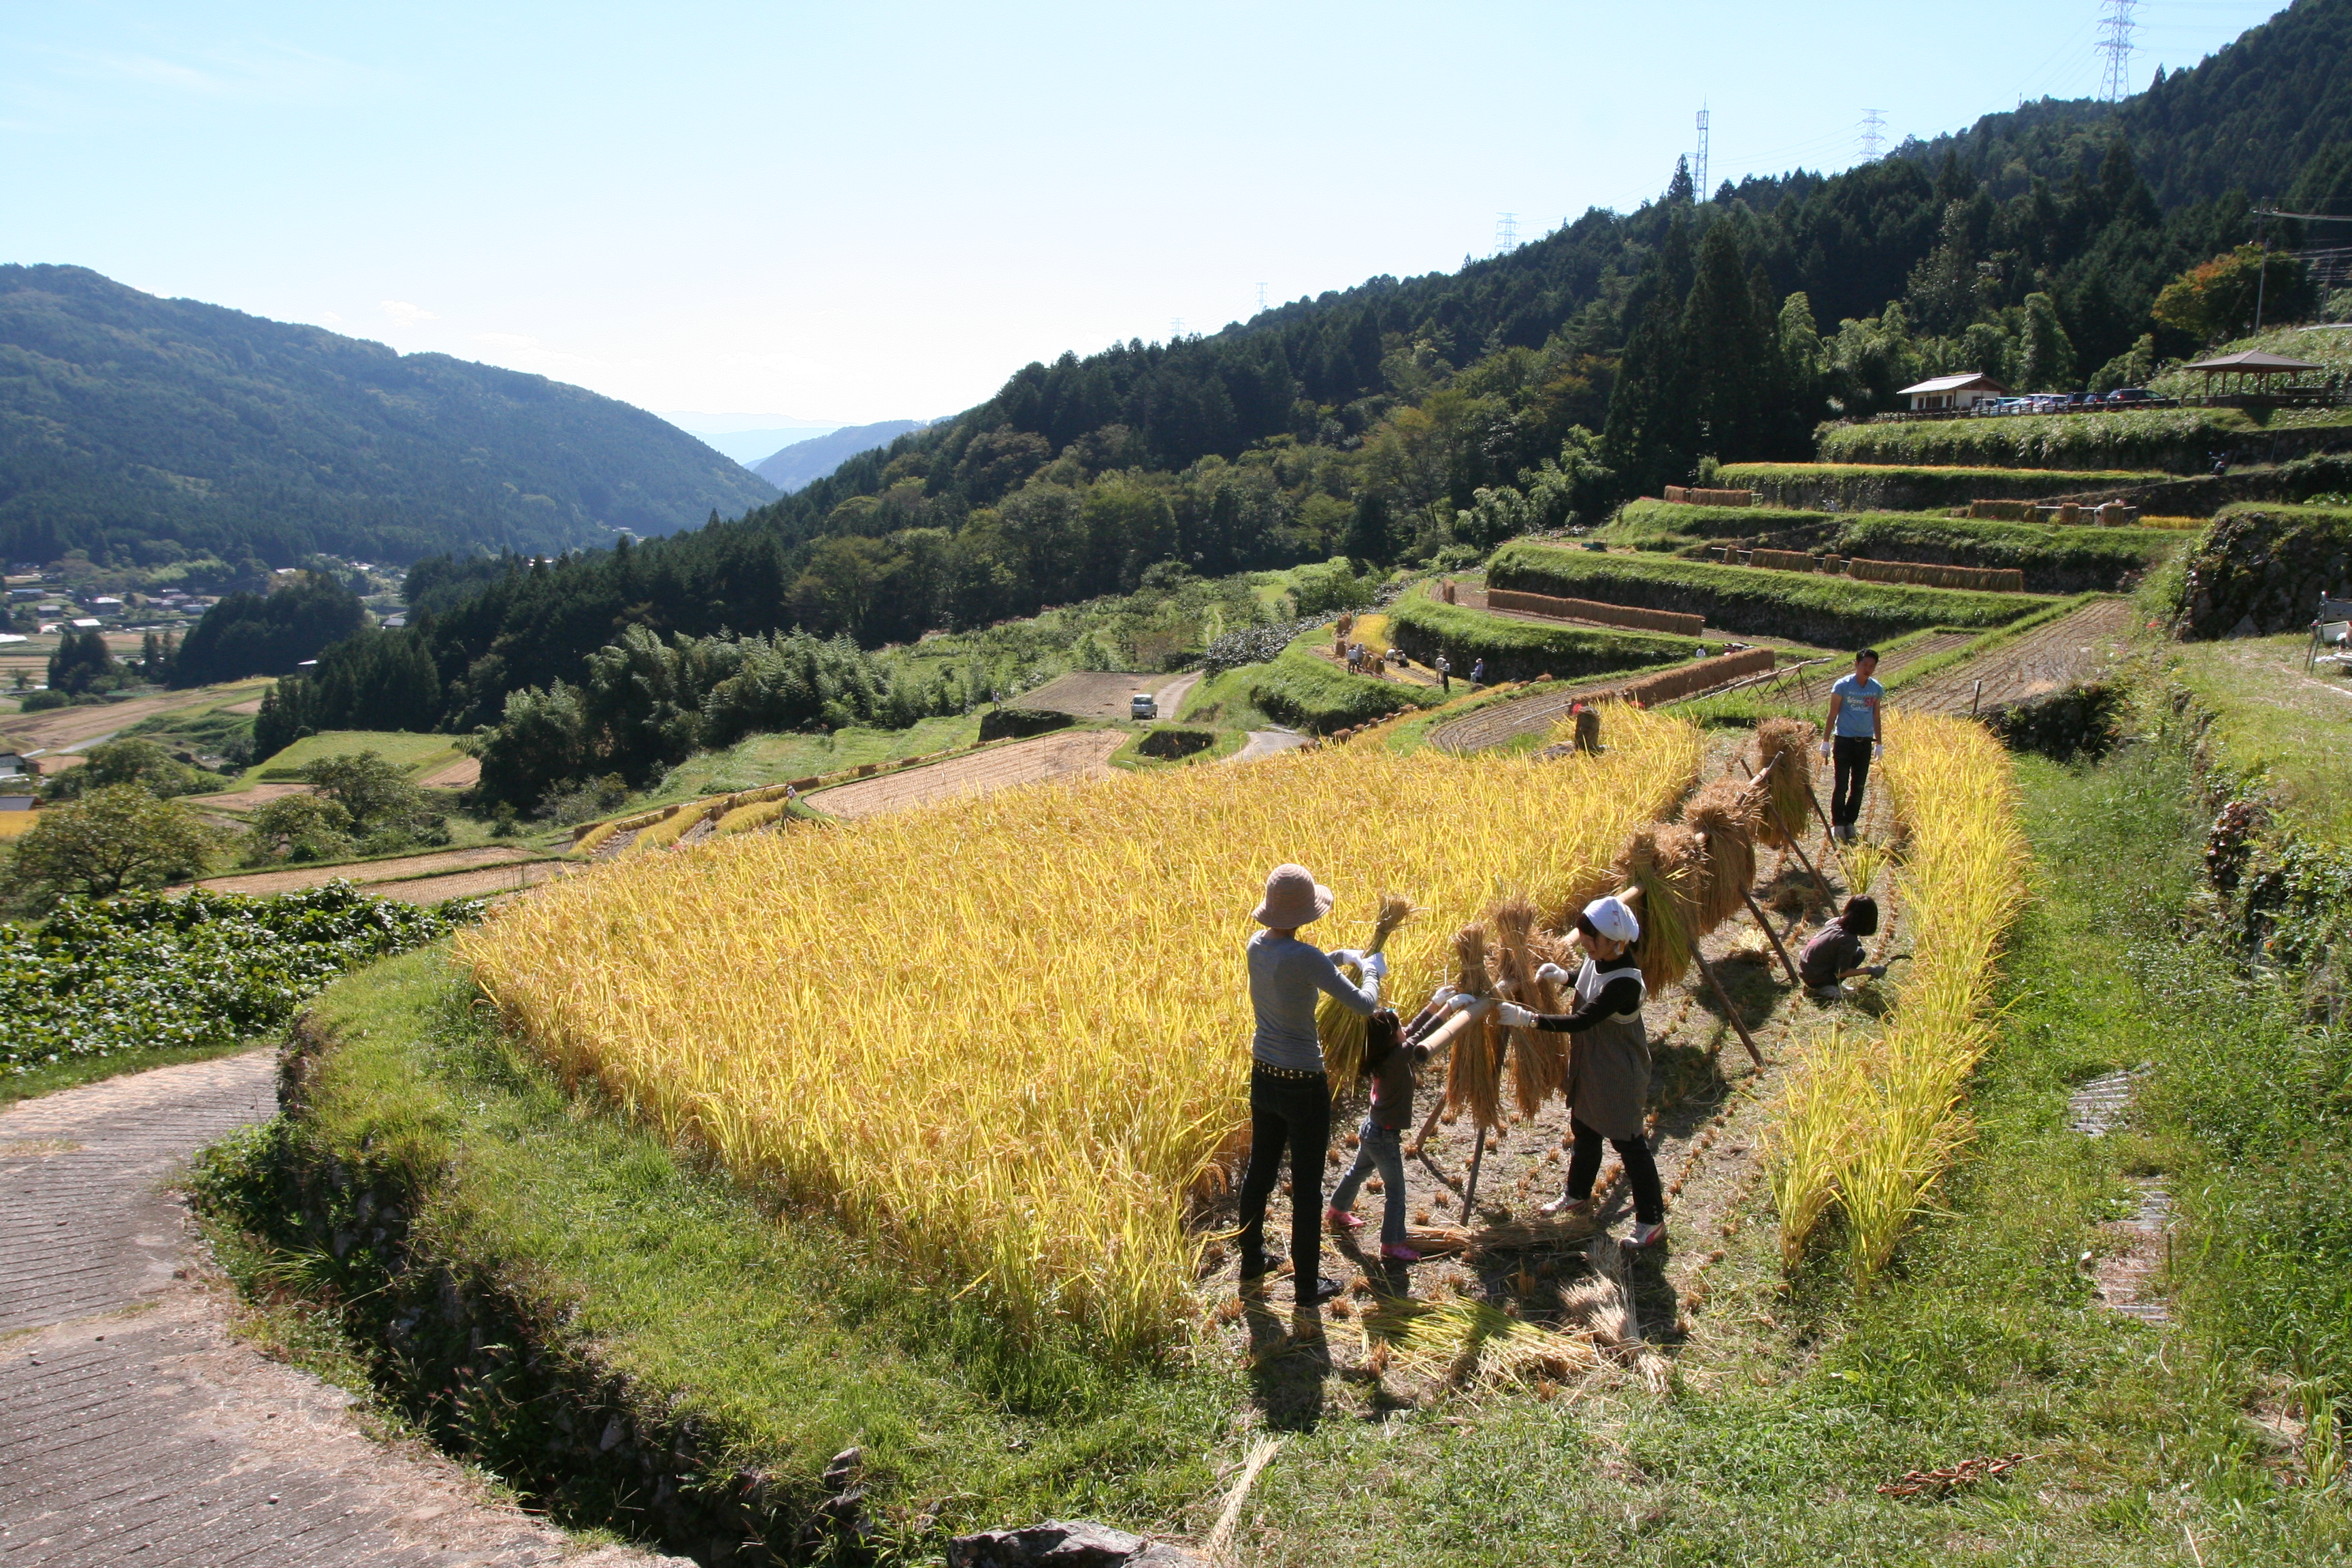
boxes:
[1831,735,1874,828]
[1565,1117,1665,1225]
[1237,1066,1331,1281]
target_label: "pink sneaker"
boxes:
[1623,1222,1667,1250]
[1324,1207,1362,1232]
[1379,1243,1424,1263]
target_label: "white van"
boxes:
[1130,692,1157,720]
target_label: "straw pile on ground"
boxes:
[458,708,1702,1362]
[1753,717,1818,847]
[1765,713,2027,1281]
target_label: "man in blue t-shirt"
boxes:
[1818,649,1884,841]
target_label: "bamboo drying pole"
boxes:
[1742,887,1802,985]
[1690,949,1767,1068]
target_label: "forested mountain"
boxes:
[752,420,928,491]
[286,0,2351,772]
[0,265,777,569]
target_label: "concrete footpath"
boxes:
[0,1051,685,1568]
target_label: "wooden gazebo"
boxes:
[2180,349,2324,395]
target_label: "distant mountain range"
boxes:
[0,265,779,568]
[752,420,928,491]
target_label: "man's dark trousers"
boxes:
[1830,735,1873,828]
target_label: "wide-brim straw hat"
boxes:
[1254,863,1333,928]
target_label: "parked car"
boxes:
[2106,387,2153,404]
[1130,691,1157,720]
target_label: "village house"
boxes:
[1897,372,2012,412]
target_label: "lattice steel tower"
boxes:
[1859,108,1886,160]
[1695,107,1710,198]
[2098,0,2138,102]
[1494,212,1518,254]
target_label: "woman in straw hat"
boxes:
[1237,862,1385,1306]
[1492,894,1667,1248]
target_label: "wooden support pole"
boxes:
[1742,888,1801,986]
[1460,1123,1492,1221]
[1693,949,1767,1068]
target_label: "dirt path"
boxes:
[193,847,543,898]
[1228,729,1309,764]
[1891,598,2137,716]
[360,862,570,904]
[809,730,1126,819]
[181,782,316,815]
[0,1054,681,1567]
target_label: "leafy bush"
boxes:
[1384,593,1697,684]
[1720,461,2153,512]
[2172,502,2352,638]
[16,688,73,713]
[1134,725,1215,759]
[1,882,476,1072]
[1814,409,2352,475]
[1487,540,2046,646]
[1200,617,1317,676]
[40,737,229,801]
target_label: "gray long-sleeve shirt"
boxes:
[1247,930,1378,1073]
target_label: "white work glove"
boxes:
[1328,948,1363,969]
[1442,991,1484,1013]
[1495,1002,1537,1029]
[1818,740,1831,760]
[1873,742,1884,760]
[1359,951,1388,982]
[1535,962,1571,987]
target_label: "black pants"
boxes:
[1237,1066,1331,1284]
[1565,1117,1665,1225]
[1830,735,1874,828]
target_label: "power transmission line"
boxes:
[2097,0,2137,102]
[1859,108,1886,161]
[1494,212,1518,254]
[1695,106,1710,197]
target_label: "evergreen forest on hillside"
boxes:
[201,1,2352,790]
[0,266,777,571]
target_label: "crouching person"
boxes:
[1799,895,1886,1000]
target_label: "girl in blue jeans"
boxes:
[1324,1006,1433,1262]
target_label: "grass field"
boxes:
[2168,631,2352,846]
[459,710,1704,1365]
[242,728,468,786]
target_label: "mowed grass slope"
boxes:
[459,711,1704,1362]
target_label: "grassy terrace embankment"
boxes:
[1488,540,2051,645]
[1816,407,2352,474]
[1607,501,2179,593]
[1719,461,2159,512]
[1384,591,1700,683]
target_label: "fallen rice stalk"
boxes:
[460,708,1703,1360]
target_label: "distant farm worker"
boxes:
[1799,895,1887,1000]
[1322,1006,1432,1264]
[1819,648,1884,842]
[1494,896,1667,1247]
[1239,864,1384,1306]
[1435,653,1452,692]
[1470,657,1486,689]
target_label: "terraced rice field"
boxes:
[809,729,1126,818]
[193,845,544,897]
[1891,599,2137,715]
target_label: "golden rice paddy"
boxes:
[459,706,1701,1360]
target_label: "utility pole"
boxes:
[1695,106,1710,198]
[2097,0,2138,103]
[1859,108,1886,161]
[1494,212,1518,254]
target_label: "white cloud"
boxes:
[379,299,437,323]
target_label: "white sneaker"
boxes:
[1624,1221,1667,1249]
[1539,1192,1595,1218]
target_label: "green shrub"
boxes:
[976,706,1074,742]
[1814,408,2352,474]
[2173,502,2352,638]
[1241,646,1433,733]
[1719,461,2155,512]
[1487,540,2046,646]
[1385,593,1697,683]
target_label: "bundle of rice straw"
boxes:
[1680,775,1763,930]
[1319,892,1417,1094]
[1612,824,1704,991]
[1753,717,1819,848]
[1356,1297,1601,1388]
[1443,923,1505,1130]
[1491,894,1565,1117]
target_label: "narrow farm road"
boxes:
[0,1052,684,1568]
[1227,728,1308,763]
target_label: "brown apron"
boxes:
[1567,958,1649,1141]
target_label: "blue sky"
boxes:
[1,1,2285,428]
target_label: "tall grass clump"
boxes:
[1767,713,2027,1281]
[458,710,1701,1365]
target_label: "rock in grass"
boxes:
[945,1518,1207,1567]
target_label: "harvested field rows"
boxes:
[370,861,569,904]
[810,728,1126,818]
[193,845,542,897]
[1891,598,2136,715]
